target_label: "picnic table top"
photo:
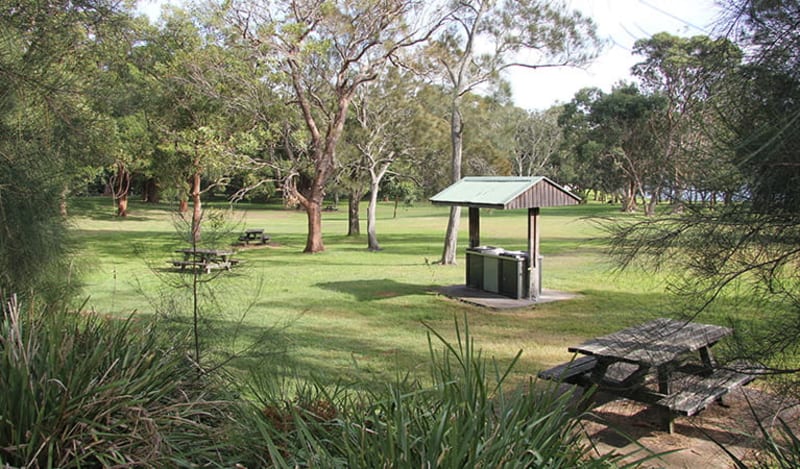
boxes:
[244,228,264,234]
[568,318,732,367]
[175,248,234,256]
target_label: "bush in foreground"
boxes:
[0,295,262,467]
[249,318,624,468]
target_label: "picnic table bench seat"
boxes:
[538,356,597,383]
[169,259,233,274]
[658,366,759,417]
[544,319,762,434]
[538,357,648,388]
[171,260,213,274]
[540,355,761,422]
[171,260,205,268]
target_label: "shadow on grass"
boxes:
[316,279,431,302]
[144,310,431,386]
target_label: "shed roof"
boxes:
[429,176,580,209]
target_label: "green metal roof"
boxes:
[429,176,580,209]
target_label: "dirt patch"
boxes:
[580,387,799,467]
[375,291,400,298]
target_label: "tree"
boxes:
[145,9,252,243]
[608,0,800,393]
[223,0,438,253]
[632,33,742,209]
[344,69,423,250]
[511,107,563,177]
[0,0,131,298]
[560,84,666,214]
[424,0,600,264]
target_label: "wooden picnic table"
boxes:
[238,228,270,245]
[171,248,236,273]
[539,318,759,433]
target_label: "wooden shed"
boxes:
[430,176,580,300]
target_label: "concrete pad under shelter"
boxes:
[437,285,579,310]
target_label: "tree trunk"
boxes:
[724,191,733,205]
[179,198,189,213]
[191,171,202,244]
[441,102,464,265]
[367,181,380,251]
[59,185,69,217]
[645,188,660,217]
[143,178,160,203]
[348,189,362,236]
[304,199,325,253]
[621,181,638,213]
[117,194,129,217]
[114,163,131,217]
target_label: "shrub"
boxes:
[250,316,623,468]
[0,295,262,468]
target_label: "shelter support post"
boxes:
[468,207,480,248]
[528,207,540,299]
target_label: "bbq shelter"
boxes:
[430,176,580,300]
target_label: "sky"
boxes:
[136,0,723,111]
[510,0,723,110]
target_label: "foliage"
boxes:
[511,106,564,178]
[424,0,601,264]
[221,0,438,253]
[632,33,743,208]
[0,0,131,299]
[560,84,667,213]
[720,0,800,214]
[607,204,800,392]
[0,137,76,301]
[0,295,264,467]
[249,316,621,468]
[607,0,800,396]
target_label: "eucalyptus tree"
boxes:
[343,68,425,251]
[423,0,600,264]
[560,84,665,214]
[222,0,440,253]
[511,107,563,178]
[632,33,742,207]
[460,92,515,176]
[593,84,667,214]
[151,12,249,243]
[411,83,452,195]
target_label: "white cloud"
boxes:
[508,0,722,110]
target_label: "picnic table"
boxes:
[238,228,270,245]
[539,318,760,433]
[170,248,237,274]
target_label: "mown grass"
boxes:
[67,197,724,386]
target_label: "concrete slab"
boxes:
[437,285,580,310]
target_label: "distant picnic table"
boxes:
[170,248,237,274]
[539,318,761,433]
[238,228,270,245]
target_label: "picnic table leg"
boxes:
[699,346,716,370]
[657,365,674,433]
[698,346,728,406]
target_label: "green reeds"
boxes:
[250,315,624,468]
[0,295,261,468]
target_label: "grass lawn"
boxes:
[68,197,702,386]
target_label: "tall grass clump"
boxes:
[0,294,263,468]
[251,316,623,468]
